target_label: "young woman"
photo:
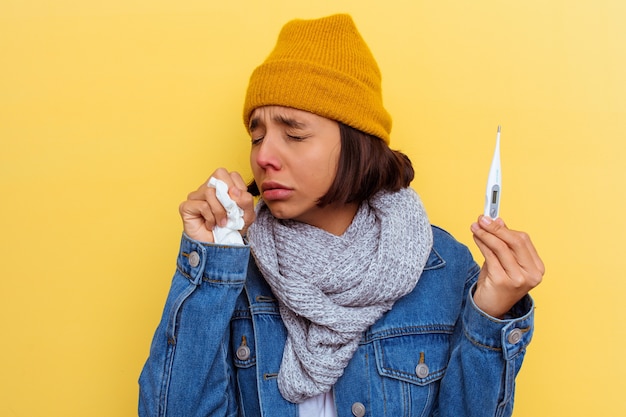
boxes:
[139,14,544,417]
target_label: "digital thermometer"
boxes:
[484,125,502,219]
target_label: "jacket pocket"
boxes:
[374,331,451,385]
[371,331,451,416]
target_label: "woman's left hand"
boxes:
[470,215,545,319]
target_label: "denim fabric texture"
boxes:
[139,226,534,417]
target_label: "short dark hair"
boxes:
[247,122,414,206]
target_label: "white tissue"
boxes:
[207,177,244,245]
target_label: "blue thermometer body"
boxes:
[484,126,502,219]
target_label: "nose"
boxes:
[252,133,282,171]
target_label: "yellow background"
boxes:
[1,0,625,416]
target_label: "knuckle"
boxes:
[538,261,546,276]
[179,199,194,214]
[530,272,543,287]
[511,277,526,290]
[244,194,255,208]
[213,167,228,178]
[200,201,213,216]
[518,269,542,290]
[210,201,227,217]
[510,231,530,248]
[491,238,508,253]
[501,272,525,290]
[230,170,244,182]
[518,231,531,243]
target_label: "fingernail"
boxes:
[231,187,241,198]
[480,215,492,226]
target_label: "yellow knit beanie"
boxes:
[243,14,392,143]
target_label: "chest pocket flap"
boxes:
[374,331,451,386]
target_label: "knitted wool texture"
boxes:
[247,188,433,403]
[243,14,393,143]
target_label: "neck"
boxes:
[298,202,359,235]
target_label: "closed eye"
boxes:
[287,134,307,141]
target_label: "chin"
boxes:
[264,203,293,220]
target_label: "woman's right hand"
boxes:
[179,168,256,243]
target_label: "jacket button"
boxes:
[188,251,200,267]
[236,345,251,361]
[415,363,430,378]
[508,328,523,345]
[351,402,365,417]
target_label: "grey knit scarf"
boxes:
[247,187,433,404]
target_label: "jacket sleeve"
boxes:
[436,263,535,417]
[138,234,250,417]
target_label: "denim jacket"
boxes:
[139,226,534,417]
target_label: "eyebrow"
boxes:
[273,114,307,129]
[248,112,308,132]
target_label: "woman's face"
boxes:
[249,106,356,234]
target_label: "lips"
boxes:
[261,181,293,201]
